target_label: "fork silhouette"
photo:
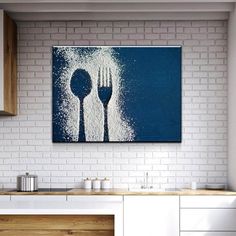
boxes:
[97,67,113,142]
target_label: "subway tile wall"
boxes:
[0,20,228,189]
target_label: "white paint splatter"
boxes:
[54,46,135,142]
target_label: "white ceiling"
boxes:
[0,0,234,21]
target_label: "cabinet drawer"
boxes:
[11,196,67,201]
[67,196,123,202]
[181,233,236,236]
[181,196,236,208]
[0,196,10,201]
[181,209,236,231]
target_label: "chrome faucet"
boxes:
[141,172,153,189]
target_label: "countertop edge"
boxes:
[1,189,236,196]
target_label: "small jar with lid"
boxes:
[92,178,101,189]
[101,178,111,190]
[83,178,92,189]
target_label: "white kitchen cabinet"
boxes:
[0,195,123,236]
[67,195,123,236]
[0,195,10,201]
[10,195,67,201]
[181,233,236,236]
[180,196,236,235]
[124,196,179,236]
[181,196,236,208]
[181,208,236,231]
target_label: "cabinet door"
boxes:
[124,196,179,236]
[181,209,236,231]
[181,233,236,236]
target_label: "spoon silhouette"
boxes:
[70,69,92,142]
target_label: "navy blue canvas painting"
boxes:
[52,46,181,142]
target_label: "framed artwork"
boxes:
[52,46,181,143]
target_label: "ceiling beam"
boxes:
[0,3,234,13]
[0,1,233,21]
[8,12,229,21]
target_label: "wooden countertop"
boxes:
[0,188,236,196]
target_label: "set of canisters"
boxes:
[83,178,111,190]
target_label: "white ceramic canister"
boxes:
[92,178,101,189]
[191,181,197,190]
[83,178,92,189]
[101,178,111,189]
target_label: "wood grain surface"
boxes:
[2,12,17,115]
[0,215,114,236]
[0,230,114,236]
[0,188,236,196]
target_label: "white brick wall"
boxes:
[0,20,228,189]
